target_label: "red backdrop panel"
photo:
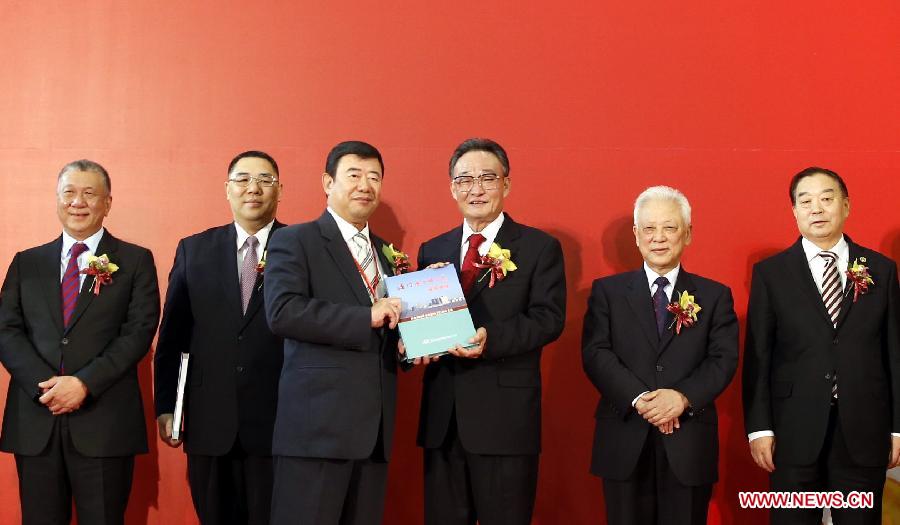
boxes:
[1,2,898,523]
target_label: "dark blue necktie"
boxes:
[652,276,670,336]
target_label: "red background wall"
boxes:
[1,2,898,523]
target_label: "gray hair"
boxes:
[633,185,691,226]
[57,159,111,193]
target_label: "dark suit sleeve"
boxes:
[154,239,192,416]
[481,236,566,360]
[264,227,372,350]
[887,260,900,434]
[581,279,650,415]
[0,253,57,399]
[73,248,161,397]
[672,286,739,411]
[742,264,775,434]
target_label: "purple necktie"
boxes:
[62,242,88,327]
[240,236,259,314]
[652,276,670,337]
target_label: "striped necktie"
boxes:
[819,251,841,398]
[819,251,842,326]
[352,232,382,303]
[62,242,88,327]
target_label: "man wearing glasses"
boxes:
[414,138,566,525]
[154,151,285,524]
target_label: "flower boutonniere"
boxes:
[80,254,119,295]
[256,250,267,274]
[381,244,410,275]
[473,242,517,288]
[256,250,267,291]
[846,257,874,303]
[666,290,701,335]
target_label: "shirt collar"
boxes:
[801,235,849,264]
[327,207,370,242]
[643,261,680,291]
[461,212,505,246]
[61,228,105,258]
[235,220,275,250]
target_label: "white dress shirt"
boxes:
[60,228,106,288]
[458,212,506,268]
[235,220,275,280]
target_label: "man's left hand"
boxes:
[637,388,688,425]
[38,376,89,415]
[889,435,900,469]
[449,327,487,359]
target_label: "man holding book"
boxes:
[414,138,566,525]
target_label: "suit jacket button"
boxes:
[61,338,69,345]
[656,365,664,372]
[238,335,243,341]
[236,366,244,373]
[825,372,832,380]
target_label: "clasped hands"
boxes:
[635,389,690,435]
[37,375,88,415]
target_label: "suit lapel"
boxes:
[319,211,373,306]
[625,270,660,350]
[39,237,65,335]
[786,238,835,329]
[211,226,245,330]
[441,227,464,277]
[467,216,522,304]
[371,233,392,286]
[240,221,284,330]
[65,231,119,334]
[834,236,861,330]
[659,270,696,355]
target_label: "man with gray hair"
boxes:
[0,160,160,524]
[582,185,738,525]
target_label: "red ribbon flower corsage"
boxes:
[381,244,410,275]
[846,257,874,303]
[80,254,118,295]
[666,290,701,335]
[256,250,267,274]
[473,242,517,288]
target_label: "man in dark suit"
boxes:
[743,167,900,524]
[263,141,401,525]
[414,138,566,525]
[154,151,285,524]
[581,185,738,525]
[0,159,160,525]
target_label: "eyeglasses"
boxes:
[452,174,506,192]
[228,175,279,188]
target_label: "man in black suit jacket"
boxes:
[581,186,738,525]
[0,160,160,525]
[154,151,285,524]
[264,141,401,525]
[743,167,900,525]
[414,138,566,525]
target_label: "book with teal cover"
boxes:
[384,265,477,361]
